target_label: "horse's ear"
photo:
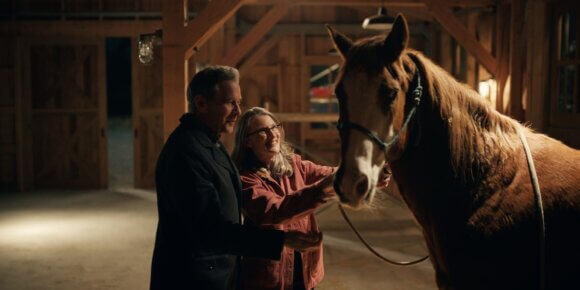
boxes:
[326,24,353,59]
[381,13,409,64]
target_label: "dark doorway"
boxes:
[106,38,134,189]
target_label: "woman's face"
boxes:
[246,114,282,165]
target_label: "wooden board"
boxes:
[0,35,19,191]
[22,37,108,189]
[132,38,164,189]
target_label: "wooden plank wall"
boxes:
[0,35,23,191]
[132,40,163,189]
[22,38,108,189]
[6,0,575,190]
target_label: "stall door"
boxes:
[132,39,163,189]
[23,38,107,189]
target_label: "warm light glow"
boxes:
[138,29,162,65]
[0,211,139,246]
[478,79,497,105]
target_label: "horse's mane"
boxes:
[404,50,521,179]
[342,35,522,180]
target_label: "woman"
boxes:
[233,107,336,290]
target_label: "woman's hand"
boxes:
[316,174,337,202]
[377,163,392,189]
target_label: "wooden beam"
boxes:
[184,0,245,60]
[219,2,290,67]
[0,21,162,37]
[163,0,189,140]
[245,0,493,8]
[276,113,339,122]
[426,1,498,76]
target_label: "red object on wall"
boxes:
[309,86,333,98]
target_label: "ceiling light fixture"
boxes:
[138,29,163,65]
[362,0,394,30]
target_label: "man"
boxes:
[150,66,322,290]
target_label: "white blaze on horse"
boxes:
[327,14,580,290]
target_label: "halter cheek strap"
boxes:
[336,68,423,154]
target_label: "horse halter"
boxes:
[333,67,430,266]
[336,67,424,155]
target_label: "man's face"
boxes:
[201,80,242,135]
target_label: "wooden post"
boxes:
[466,13,478,89]
[162,0,188,140]
[496,2,511,113]
[508,0,526,121]
[525,1,549,130]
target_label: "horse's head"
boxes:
[327,14,421,208]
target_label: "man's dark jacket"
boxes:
[150,114,285,290]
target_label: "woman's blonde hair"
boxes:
[233,107,294,177]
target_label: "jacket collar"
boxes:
[179,113,219,147]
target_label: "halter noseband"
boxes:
[336,67,423,153]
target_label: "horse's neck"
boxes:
[391,67,519,225]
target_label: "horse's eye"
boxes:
[379,84,397,101]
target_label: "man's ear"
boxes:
[194,95,207,113]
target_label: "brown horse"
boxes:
[327,14,580,290]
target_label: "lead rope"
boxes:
[337,203,429,265]
[517,127,546,290]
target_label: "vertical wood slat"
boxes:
[132,38,164,188]
[21,37,34,190]
[0,35,19,191]
[508,0,525,121]
[466,13,478,90]
[495,2,511,113]
[15,37,24,191]
[132,38,142,188]
[98,37,107,187]
[525,1,548,131]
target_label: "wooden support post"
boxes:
[466,13,478,90]
[496,2,511,113]
[525,1,549,130]
[163,0,188,140]
[508,0,526,121]
[425,0,498,76]
[219,2,290,67]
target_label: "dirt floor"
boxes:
[0,189,436,290]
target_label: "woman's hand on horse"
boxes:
[316,174,337,202]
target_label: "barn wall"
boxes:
[2,0,578,191]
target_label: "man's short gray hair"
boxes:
[187,65,239,113]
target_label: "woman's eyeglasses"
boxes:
[247,123,282,137]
